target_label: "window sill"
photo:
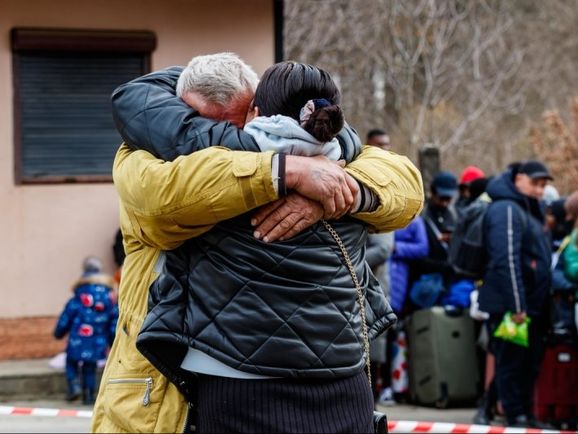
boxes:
[18,175,113,185]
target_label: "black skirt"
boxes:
[194,371,374,434]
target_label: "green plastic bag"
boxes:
[493,312,531,347]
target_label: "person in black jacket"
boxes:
[479,160,553,428]
[412,172,458,293]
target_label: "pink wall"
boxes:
[0,0,274,318]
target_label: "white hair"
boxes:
[176,52,259,106]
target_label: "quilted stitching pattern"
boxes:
[138,214,396,378]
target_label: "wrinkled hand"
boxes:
[251,193,324,242]
[285,155,359,219]
[511,311,527,325]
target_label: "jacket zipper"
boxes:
[107,377,153,406]
[182,402,194,434]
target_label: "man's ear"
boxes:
[245,102,260,124]
[249,99,259,117]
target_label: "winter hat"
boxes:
[518,160,553,181]
[565,191,578,221]
[543,184,560,205]
[431,171,458,198]
[83,256,103,274]
[459,166,485,186]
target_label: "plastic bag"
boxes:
[48,352,66,370]
[493,312,531,347]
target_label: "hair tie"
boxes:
[299,98,331,126]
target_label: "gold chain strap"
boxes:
[321,220,372,387]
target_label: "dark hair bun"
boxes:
[303,105,344,142]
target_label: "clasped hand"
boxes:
[252,155,359,242]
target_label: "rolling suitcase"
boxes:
[407,306,480,407]
[534,343,578,429]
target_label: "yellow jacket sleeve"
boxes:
[113,144,278,250]
[346,145,424,232]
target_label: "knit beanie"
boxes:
[459,166,485,186]
[83,256,103,274]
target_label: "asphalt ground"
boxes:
[0,399,477,433]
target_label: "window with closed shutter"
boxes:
[11,28,156,184]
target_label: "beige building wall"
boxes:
[0,0,274,321]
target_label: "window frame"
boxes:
[11,28,156,185]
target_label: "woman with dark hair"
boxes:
[243,61,347,161]
[134,60,397,433]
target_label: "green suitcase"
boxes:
[407,306,480,407]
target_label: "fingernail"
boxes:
[263,236,269,243]
[251,219,257,226]
[254,231,261,239]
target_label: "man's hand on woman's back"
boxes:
[251,193,324,242]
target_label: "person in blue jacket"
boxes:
[389,217,429,315]
[479,161,552,428]
[54,257,117,405]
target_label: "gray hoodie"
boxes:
[244,115,342,160]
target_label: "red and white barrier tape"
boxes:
[388,420,575,433]
[0,405,92,418]
[0,406,575,433]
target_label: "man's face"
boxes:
[367,134,391,151]
[430,192,453,210]
[515,173,547,200]
[458,184,470,199]
[182,89,254,128]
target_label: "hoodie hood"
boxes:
[243,115,342,160]
[72,272,116,292]
[486,170,544,221]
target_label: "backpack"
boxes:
[448,199,489,279]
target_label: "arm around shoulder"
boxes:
[345,146,424,232]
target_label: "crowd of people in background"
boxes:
[365,129,578,429]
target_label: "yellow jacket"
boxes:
[91,144,423,433]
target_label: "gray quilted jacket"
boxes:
[111,68,396,395]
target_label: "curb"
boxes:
[0,406,575,433]
[388,420,575,433]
